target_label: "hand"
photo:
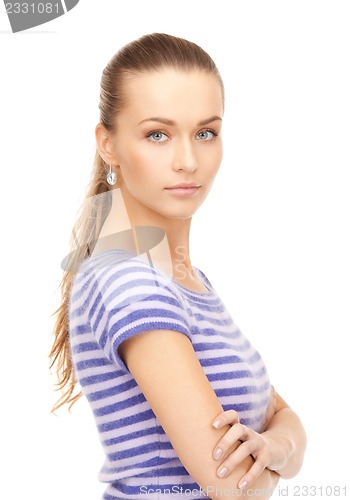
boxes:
[211,409,274,490]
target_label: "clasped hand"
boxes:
[211,388,280,490]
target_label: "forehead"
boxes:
[120,69,224,124]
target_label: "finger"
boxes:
[238,458,268,490]
[216,437,262,477]
[213,423,250,460]
[212,409,240,429]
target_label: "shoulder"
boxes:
[75,249,192,332]
[84,249,180,305]
[74,249,171,291]
[78,249,192,370]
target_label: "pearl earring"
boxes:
[107,164,117,185]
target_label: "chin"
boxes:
[151,206,194,220]
[172,214,195,220]
[167,200,204,219]
[142,200,200,221]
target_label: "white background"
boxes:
[1,1,349,498]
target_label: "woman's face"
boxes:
[112,68,224,222]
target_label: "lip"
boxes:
[165,184,201,197]
[165,183,201,189]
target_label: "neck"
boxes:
[96,189,206,291]
[128,203,193,278]
[163,220,192,277]
[97,187,194,278]
[123,186,192,261]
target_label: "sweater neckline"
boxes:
[170,267,213,296]
[87,247,214,297]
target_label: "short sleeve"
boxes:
[87,250,192,372]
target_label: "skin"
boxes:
[97,69,223,292]
[211,390,307,487]
[95,68,306,498]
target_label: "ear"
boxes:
[95,123,119,165]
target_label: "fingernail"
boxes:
[213,418,223,429]
[217,467,228,478]
[239,480,248,489]
[213,447,223,460]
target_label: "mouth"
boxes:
[164,184,201,197]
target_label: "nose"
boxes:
[172,137,199,173]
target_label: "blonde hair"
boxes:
[49,32,224,412]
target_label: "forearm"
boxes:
[181,425,280,499]
[262,407,307,479]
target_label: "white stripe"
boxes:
[69,331,92,346]
[113,316,189,338]
[89,384,141,411]
[78,363,117,380]
[95,400,151,426]
[82,374,129,396]
[100,416,156,443]
[72,348,104,363]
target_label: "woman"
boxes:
[50,33,307,499]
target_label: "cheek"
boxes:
[217,149,223,172]
[120,147,148,175]
[120,145,167,186]
[121,144,169,177]
[201,143,223,174]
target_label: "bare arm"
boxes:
[210,389,307,487]
[261,391,307,478]
[119,329,279,499]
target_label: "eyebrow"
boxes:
[137,115,222,127]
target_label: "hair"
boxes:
[49,32,224,412]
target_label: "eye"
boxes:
[147,131,169,143]
[196,129,218,141]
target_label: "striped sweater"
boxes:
[69,249,271,499]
